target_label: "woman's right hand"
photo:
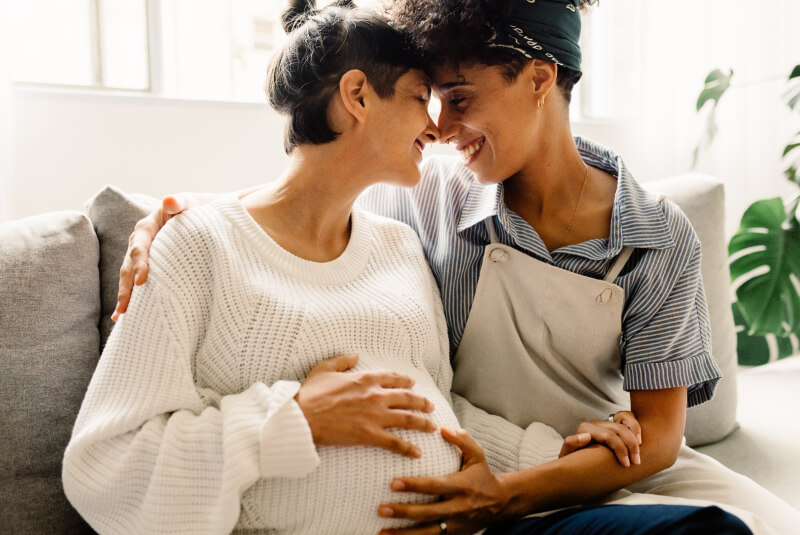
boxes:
[559,411,643,467]
[296,354,438,458]
[113,193,196,321]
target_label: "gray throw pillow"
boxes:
[0,210,100,534]
[84,186,159,347]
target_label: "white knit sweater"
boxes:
[63,199,563,535]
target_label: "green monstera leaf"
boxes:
[733,302,798,366]
[784,131,800,187]
[693,68,734,168]
[696,68,734,111]
[729,197,800,336]
[787,64,800,109]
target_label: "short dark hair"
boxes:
[387,0,595,102]
[266,0,425,154]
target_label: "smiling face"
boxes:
[432,62,542,184]
[367,68,439,187]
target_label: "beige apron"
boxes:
[452,216,635,438]
[451,209,799,535]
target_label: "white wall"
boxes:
[0,0,13,222]
[10,87,288,220]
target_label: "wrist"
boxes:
[495,471,527,520]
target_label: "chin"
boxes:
[470,166,505,185]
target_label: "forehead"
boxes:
[398,68,431,87]
[430,63,496,92]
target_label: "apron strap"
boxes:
[483,216,500,244]
[603,193,666,283]
[604,247,635,283]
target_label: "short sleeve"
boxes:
[621,238,722,407]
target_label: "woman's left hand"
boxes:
[377,427,512,535]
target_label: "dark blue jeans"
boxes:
[484,504,752,535]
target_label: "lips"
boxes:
[414,139,425,152]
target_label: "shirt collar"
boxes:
[456,137,675,256]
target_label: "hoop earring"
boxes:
[537,97,544,110]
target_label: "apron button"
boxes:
[490,248,508,262]
[596,288,613,304]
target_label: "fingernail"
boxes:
[391,480,405,491]
[632,453,641,465]
[412,447,422,458]
[379,506,394,517]
[578,433,591,441]
[623,456,630,467]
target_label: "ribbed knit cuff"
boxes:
[259,381,320,478]
[517,422,564,470]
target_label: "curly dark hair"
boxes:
[386,0,598,102]
[266,0,424,153]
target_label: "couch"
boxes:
[1,175,799,534]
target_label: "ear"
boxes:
[338,69,370,122]
[527,59,558,103]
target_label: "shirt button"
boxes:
[596,288,613,304]
[489,248,508,263]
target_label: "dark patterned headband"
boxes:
[487,0,582,72]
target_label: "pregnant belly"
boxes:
[239,362,462,535]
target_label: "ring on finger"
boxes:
[607,413,616,422]
[439,521,448,534]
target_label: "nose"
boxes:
[436,105,457,145]
[423,112,440,144]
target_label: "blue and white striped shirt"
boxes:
[358,137,721,407]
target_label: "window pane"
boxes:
[160,0,381,102]
[12,0,149,90]
[12,0,94,86]
[99,0,149,90]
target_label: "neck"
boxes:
[242,141,374,260]
[504,128,587,220]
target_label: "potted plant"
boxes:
[695,65,800,365]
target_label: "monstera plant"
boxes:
[696,65,800,365]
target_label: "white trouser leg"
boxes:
[622,445,800,535]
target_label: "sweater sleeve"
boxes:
[62,227,319,535]
[425,269,563,474]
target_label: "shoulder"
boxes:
[359,208,423,249]
[148,203,236,288]
[659,198,702,258]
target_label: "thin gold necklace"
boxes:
[560,163,589,247]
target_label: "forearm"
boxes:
[500,437,676,516]
[500,388,686,517]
